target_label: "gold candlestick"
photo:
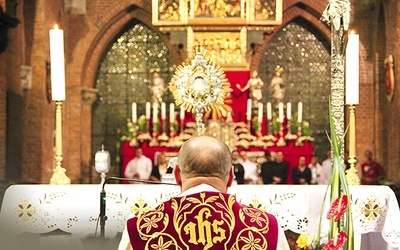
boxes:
[50,101,70,184]
[346,104,360,185]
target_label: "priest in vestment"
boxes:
[123,136,289,249]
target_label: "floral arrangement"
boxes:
[297,105,354,250]
[271,113,280,134]
[120,119,135,141]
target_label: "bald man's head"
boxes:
[177,136,232,180]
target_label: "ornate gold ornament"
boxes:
[169,48,230,135]
[384,54,395,102]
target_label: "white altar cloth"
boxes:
[1,184,399,248]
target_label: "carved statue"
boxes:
[237,70,264,107]
[151,72,166,104]
[270,65,285,104]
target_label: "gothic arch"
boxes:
[251,4,330,70]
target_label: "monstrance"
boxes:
[169,48,230,136]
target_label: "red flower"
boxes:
[326,195,348,222]
[321,231,348,250]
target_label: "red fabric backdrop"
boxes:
[121,70,314,184]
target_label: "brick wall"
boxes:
[3,0,400,183]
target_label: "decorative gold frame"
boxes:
[152,0,283,26]
[188,0,246,25]
[152,0,187,26]
[187,27,248,69]
[247,0,282,25]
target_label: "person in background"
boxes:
[292,155,311,184]
[231,150,245,184]
[260,151,277,184]
[308,155,323,184]
[273,151,290,184]
[124,147,153,180]
[361,150,384,185]
[239,150,259,184]
[320,149,333,184]
[149,152,171,182]
[124,136,290,249]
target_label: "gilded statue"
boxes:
[237,70,264,107]
[194,0,241,18]
[151,72,166,104]
[270,65,285,104]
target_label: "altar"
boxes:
[1,184,399,250]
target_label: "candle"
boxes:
[267,102,272,120]
[169,103,175,123]
[246,99,252,121]
[180,107,185,120]
[161,102,166,120]
[152,103,158,124]
[298,102,303,123]
[132,102,137,123]
[286,102,292,120]
[49,24,66,101]
[145,102,151,119]
[258,103,263,123]
[278,102,284,123]
[345,31,359,105]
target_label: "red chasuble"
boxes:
[127,191,279,249]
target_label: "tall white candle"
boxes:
[132,102,137,123]
[298,102,303,123]
[49,24,66,101]
[278,102,284,123]
[267,102,272,120]
[286,102,292,120]
[161,102,166,120]
[345,31,359,105]
[246,99,252,121]
[180,107,185,120]
[145,102,151,119]
[258,103,263,123]
[152,103,158,124]
[169,103,175,123]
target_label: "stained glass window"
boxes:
[92,21,173,175]
[259,19,331,158]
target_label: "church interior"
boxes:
[1,0,400,249]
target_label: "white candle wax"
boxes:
[298,102,303,123]
[267,102,272,120]
[180,107,185,120]
[152,103,158,124]
[169,103,175,123]
[49,24,66,101]
[247,99,252,121]
[287,102,292,120]
[145,102,151,119]
[258,103,263,123]
[161,102,166,120]
[278,102,284,123]
[345,31,359,105]
[132,102,137,123]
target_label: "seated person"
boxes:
[260,151,277,184]
[149,152,172,182]
[272,151,290,184]
[292,156,311,185]
[361,150,384,185]
[123,136,289,249]
[231,150,245,184]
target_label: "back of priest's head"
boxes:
[177,135,231,180]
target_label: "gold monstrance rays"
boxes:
[169,48,230,135]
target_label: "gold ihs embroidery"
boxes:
[183,207,226,249]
